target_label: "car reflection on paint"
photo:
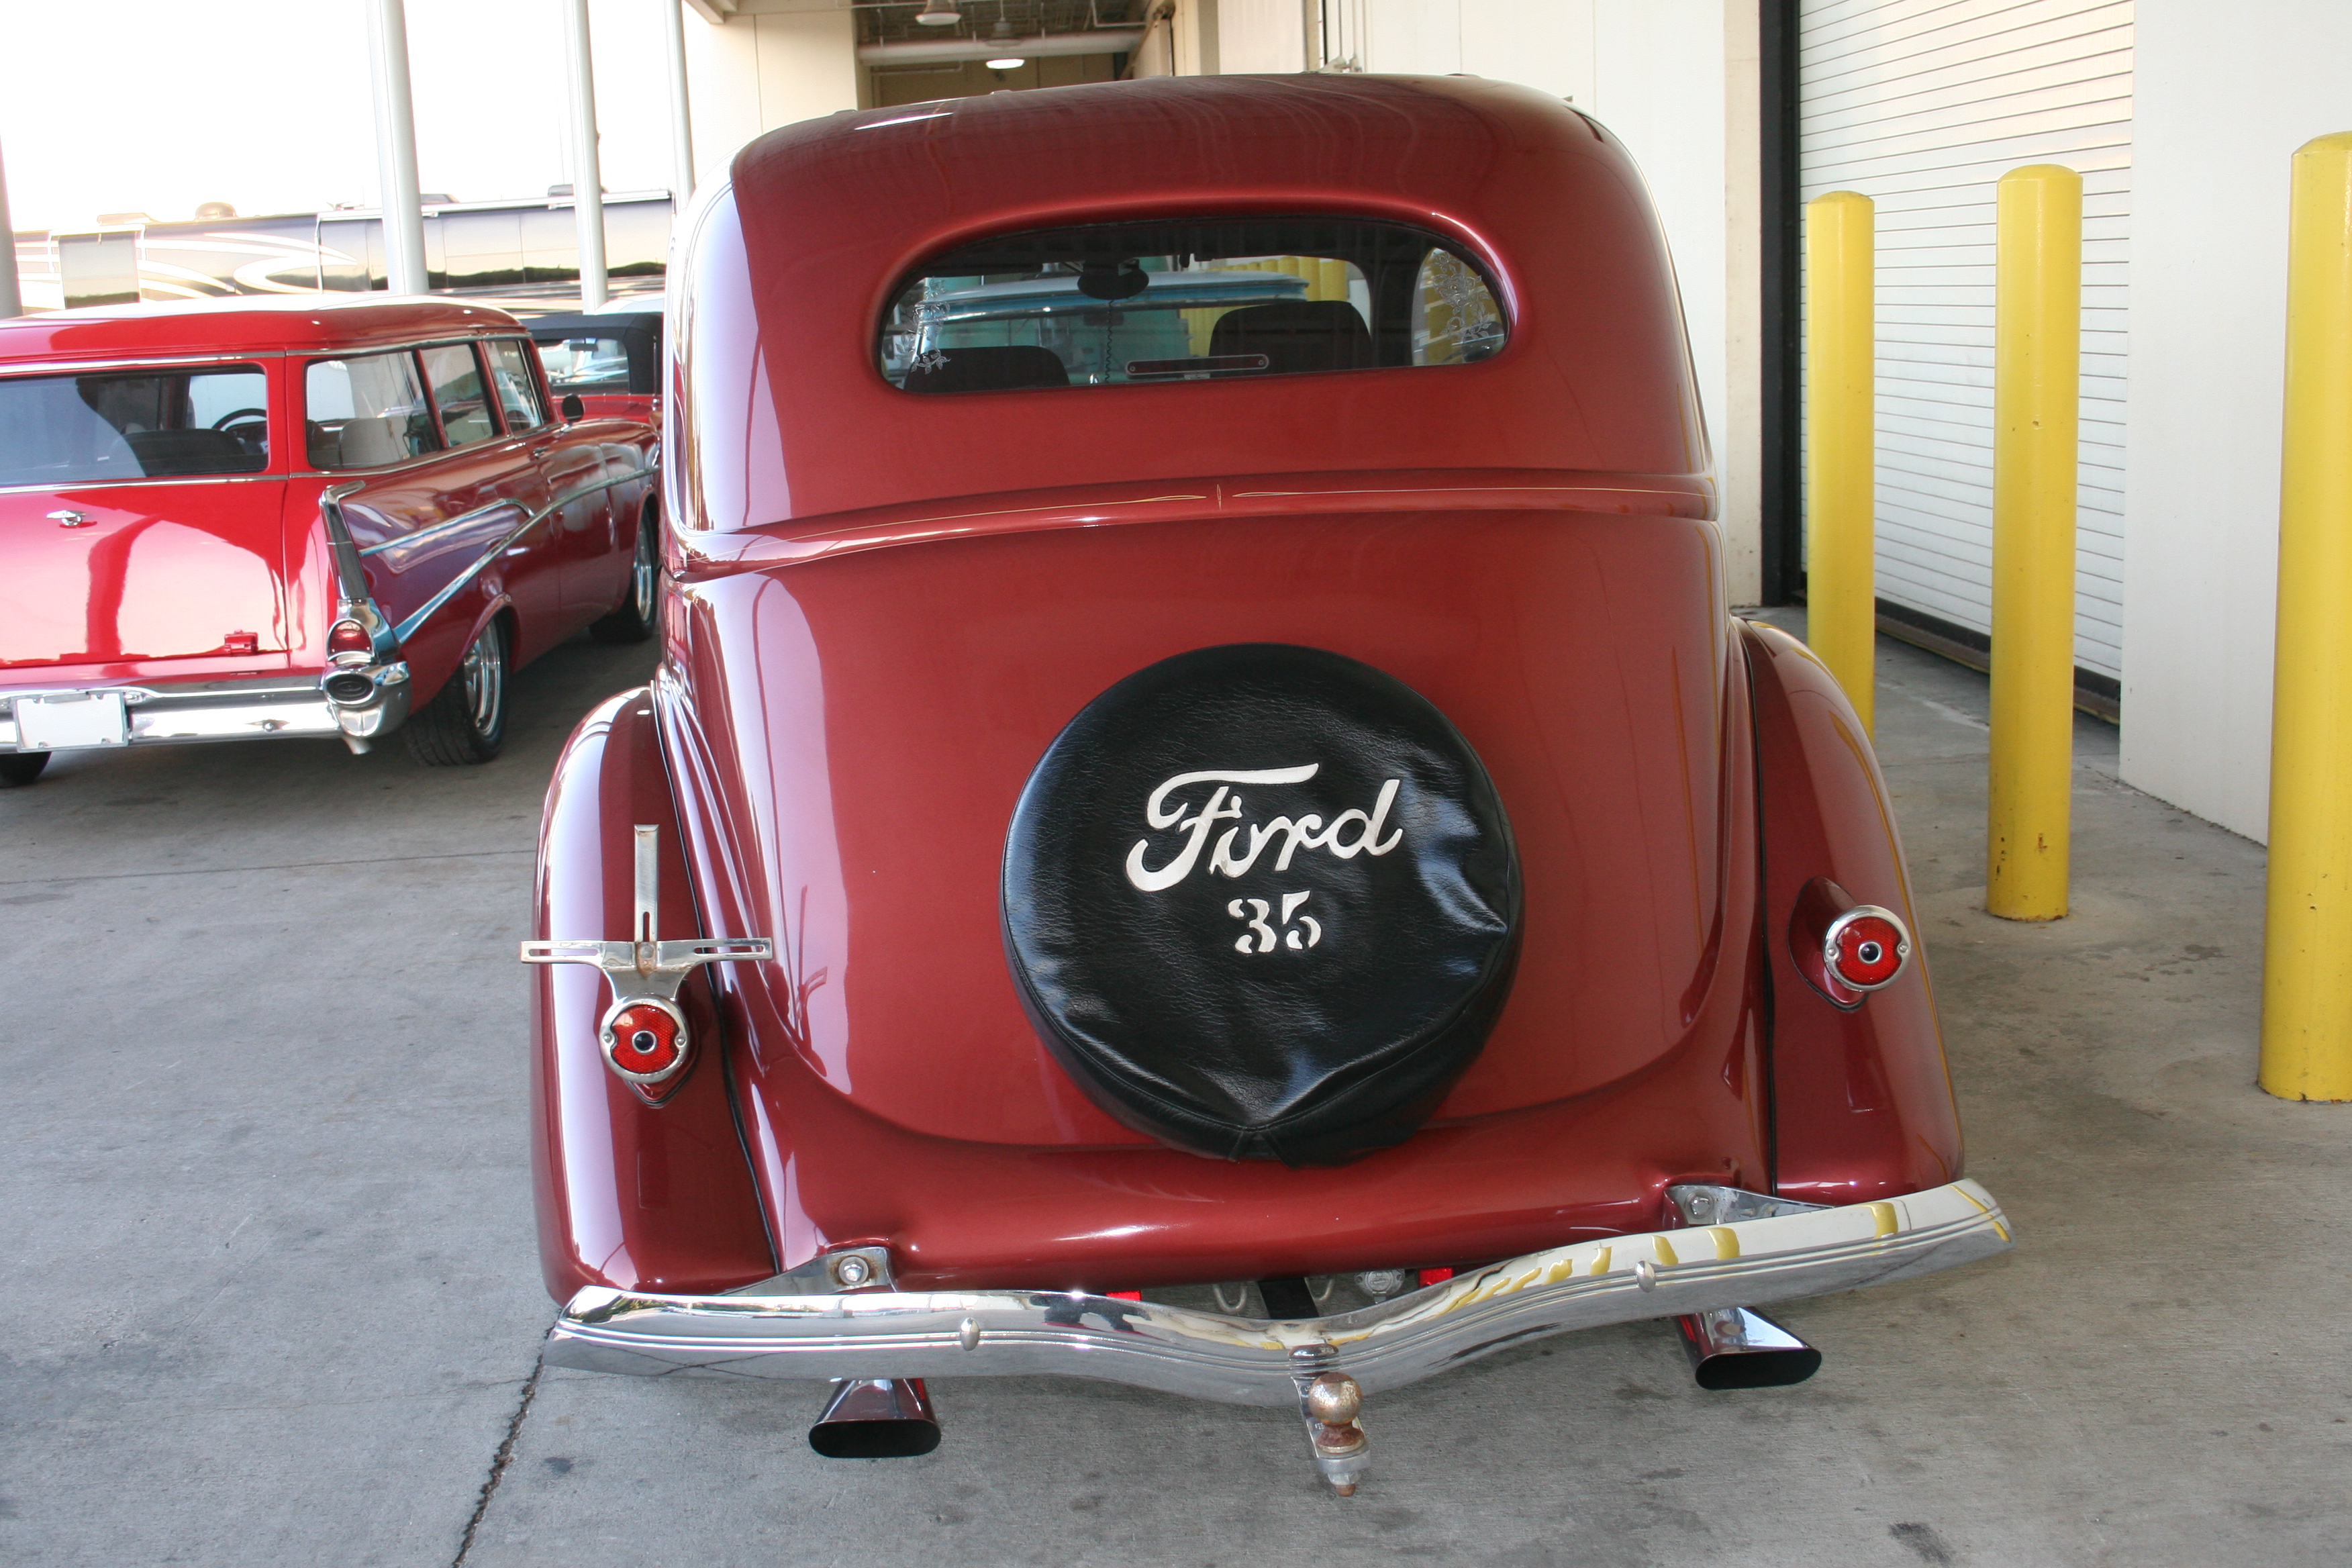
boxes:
[0,295,662,784]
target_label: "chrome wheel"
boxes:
[404,617,509,766]
[462,623,505,734]
[630,518,656,626]
[590,505,660,644]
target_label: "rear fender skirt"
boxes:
[532,685,777,1301]
[1741,620,1962,1202]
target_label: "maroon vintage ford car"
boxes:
[524,74,2010,1493]
[0,295,658,782]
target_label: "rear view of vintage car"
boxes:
[0,296,658,782]
[527,75,2011,1493]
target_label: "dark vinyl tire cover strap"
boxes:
[1001,644,1522,1167]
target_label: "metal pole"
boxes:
[1804,189,1876,733]
[364,0,429,295]
[0,138,23,318]
[665,0,696,202]
[2261,130,2352,1102]
[562,0,609,309]
[1985,164,2081,922]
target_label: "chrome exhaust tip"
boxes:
[1674,1307,1822,1389]
[807,1377,941,1458]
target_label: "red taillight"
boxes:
[328,620,371,656]
[599,997,688,1085]
[1417,1267,1454,1287]
[1790,877,1912,1007]
[1829,912,1906,989]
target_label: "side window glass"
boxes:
[305,351,441,470]
[1412,249,1507,365]
[487,339,548,430]
[421,344,497,448]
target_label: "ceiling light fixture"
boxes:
[987,56,1027,69]
[915,0,961,25]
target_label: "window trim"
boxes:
[876,214,1513,396]
[299,334,546,474]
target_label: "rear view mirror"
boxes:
[560,393,584,422]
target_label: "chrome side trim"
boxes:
[0,475,283,497]
[390,467,654,645]
[547,1179,2014,1406]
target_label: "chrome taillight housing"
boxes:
[1790,877,1912,1008]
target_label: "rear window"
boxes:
[0,366,268,485]
[536,333,632,393]
[879,217,1506,393]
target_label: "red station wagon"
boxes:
[0,295,660,781]
[523,75,2012,1494]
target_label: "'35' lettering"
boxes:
[1229,891,1322,954]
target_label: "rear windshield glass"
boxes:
[536,333,632,393]
[879,217,1506,393]
[0,366,268,485]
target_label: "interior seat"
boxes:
[901,344,1070,394]
[121,428,263,477]
[1209,301,1375,375]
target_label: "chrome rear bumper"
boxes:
[548,1179,2012,1406]
[0,666,408,752]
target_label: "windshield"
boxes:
[536,334,632,391]
[879,217,1505,393]
[0,366,269,486]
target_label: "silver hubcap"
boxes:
[461,625,503,734]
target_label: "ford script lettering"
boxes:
[1123,765,1405,893]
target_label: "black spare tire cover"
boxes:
[1001,644,1521,1167]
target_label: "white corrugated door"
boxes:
[1800,0,2132,683]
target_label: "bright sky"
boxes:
[1,0,679,231]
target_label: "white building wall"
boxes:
[2120,0,2352,842]
[681,7,860,187]
[1797,0,2133,681]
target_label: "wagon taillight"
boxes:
[1790,877,1912,1008]
[328,619,372,658]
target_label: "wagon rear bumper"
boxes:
[0,667,409,752]
[546,1179,2012,1406]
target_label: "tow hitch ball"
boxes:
[520,824,772,1097]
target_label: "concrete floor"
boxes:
[3,621,2347,1567]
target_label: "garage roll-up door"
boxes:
[1799,0,2131,684]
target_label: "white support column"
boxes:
[665,0,697,202]
[364,0,430,295]
[562,0,609,309]
[0,138,22,319]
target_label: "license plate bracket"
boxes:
[16,691,130,750]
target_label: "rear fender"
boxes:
[1742,620,1962,1202]
[532,686,777,1300]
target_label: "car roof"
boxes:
[693,73,1703,527]
[0,293,528,366]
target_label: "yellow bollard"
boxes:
[2261,131,2352,1102]
[1805,191,1877,733]
[1986,164,2081,922]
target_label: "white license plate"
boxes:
[16,691,130,750]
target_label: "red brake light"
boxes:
[1789,877,1912,1006]
[328,620,371,656]
[1829,912,1906,989]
